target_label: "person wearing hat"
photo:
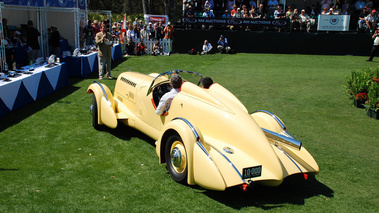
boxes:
[133,18,139,27]
[217,35,231,53]
[233,8,242,18]
[48,25,61,57]
[146,22,153,39]
[365,9,377,32]
[186,5,195,17]
[111,25,120,38]
[11,31,23,47]
[327,8,334,15]
[140,25,148,40]
[155,74,182,115]
[358,7,369,30]
[164,21,173,40]
[299,9,314,33]
[274,5,285,19]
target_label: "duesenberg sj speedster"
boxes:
[87,70,319,191]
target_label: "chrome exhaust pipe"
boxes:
[262,128,302,150]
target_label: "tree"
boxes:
[142,0,147,14]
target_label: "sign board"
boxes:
[317,15,350,31]
[182,17,289,27]
[144,14,168,26]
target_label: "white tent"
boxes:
[0,0,87,69]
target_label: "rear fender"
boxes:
[87,82,117,128]
[251,110,286,134]
[251,110,302,150]
[157,118,225,190]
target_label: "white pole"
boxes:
[0,2,6,71]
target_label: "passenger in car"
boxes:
[155,74,183,115]
[201,77,214,89]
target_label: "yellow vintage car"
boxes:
[87,70,319,191]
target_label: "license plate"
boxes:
[242,165,262,179]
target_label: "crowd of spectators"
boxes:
[83,18,173,56]
[183,0,379,33]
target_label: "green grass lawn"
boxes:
[0,53,378,212]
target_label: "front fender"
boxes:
[87,82,117,128]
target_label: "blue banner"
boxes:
[0,0,44,7]
[45,0,77,8]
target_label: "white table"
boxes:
[0,63,69,118]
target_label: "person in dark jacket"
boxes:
[26,20,41,61]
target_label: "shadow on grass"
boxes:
[201,175,333,210]
[0,84,81,132]
[100,123,156,146]
[112,56,129,69]
[93,118,334,210]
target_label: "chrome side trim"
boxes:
[93,81,109,102]
[206,143,244,181]
[262,128,302,150]
[173,117,199,140]
[276,146,303,173]
[196,141,212,160]
[172,117,210,157]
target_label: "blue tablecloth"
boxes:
[60,39,69,55]
[8,45,27,66]
[62,43,123,78]
[62,52,98,78]
[112,43,122,62]
[0,63,70,118]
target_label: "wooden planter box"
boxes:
[354,99,366,108]
[366,108,379,119]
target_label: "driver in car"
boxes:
[155,74,183,115]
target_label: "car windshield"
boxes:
[147,69,203,96]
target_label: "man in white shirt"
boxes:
[155,74,183,115]
[299,9,314,32]
[365,9,377,32]
[201,40,213,55]
[367,28,379,61]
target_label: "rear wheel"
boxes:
[91,94,100,130]
[165,134,188,183]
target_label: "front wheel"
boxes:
[91,94,101,130]
[165,134,188,183]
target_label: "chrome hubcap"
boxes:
[171,147,182,168]
[170,141,186,174]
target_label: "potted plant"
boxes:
[345,68,376,108]
[365,78,379,119]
